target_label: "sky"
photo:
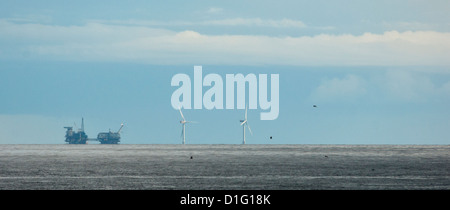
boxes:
[0,0,449,144]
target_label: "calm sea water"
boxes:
[0,144,448,190]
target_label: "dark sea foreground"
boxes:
[0,144,448,190]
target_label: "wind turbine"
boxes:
[179,108,196,144]
[240,105,253,144]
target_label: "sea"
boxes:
[0,144,449,190]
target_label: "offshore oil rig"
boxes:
[64,118,88,144]
[64,118,124,144]
[97,123,124,144]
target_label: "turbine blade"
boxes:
[247,123,253,136]
[186,121,198,123]
[179,107,186,121]
[245,104,248,120]
[240,120,247,126]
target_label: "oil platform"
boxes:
[64,118,88,144]
[97,123,124,144]
[64,118,124,144]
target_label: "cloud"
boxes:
[90,18,307,28]
[1,20,450,66]
[206,7,223,14]
[202,18,307,28]
[381,21,445,32]
[383,70,450,101]
[4,14,53,24]
[312,75,367,102]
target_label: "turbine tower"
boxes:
[240,105,253,144]
[179,108,196,144]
